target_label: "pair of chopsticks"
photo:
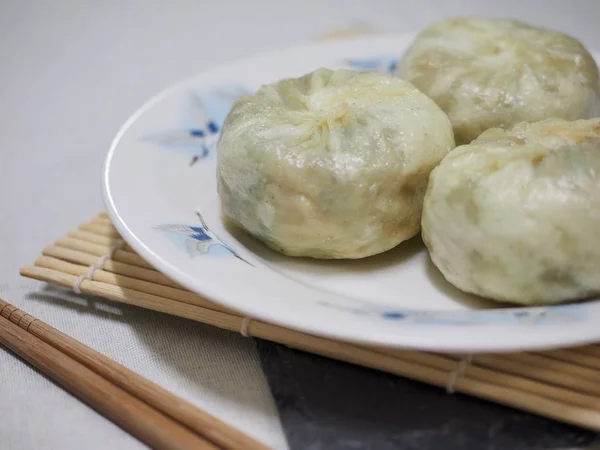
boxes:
[0,298,269,450]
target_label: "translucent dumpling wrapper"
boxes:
[217,68,455,259]
[396,18,600,145]
[422,118,600,305]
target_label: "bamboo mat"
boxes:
[19,213,600,433]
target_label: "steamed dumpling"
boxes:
[396,18,600,145]
[217,68,455,259]
[422,118,600,305]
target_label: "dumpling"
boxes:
[217,68,455,259]
[422,118,600,305]
[396,18,600,145]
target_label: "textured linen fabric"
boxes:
[2,1,600,449]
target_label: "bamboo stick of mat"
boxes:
[19,263,600,432]
[54,236,152,269]
[0,297,269,450]
[43,244,182,289]
[0,301,217,450]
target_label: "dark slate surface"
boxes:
[255,340,597,450]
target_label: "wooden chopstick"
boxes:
[0,307,216,450]
[0,298,269,450]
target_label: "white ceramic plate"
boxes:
[103,34,600,352]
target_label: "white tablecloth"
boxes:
[1,1,599,448]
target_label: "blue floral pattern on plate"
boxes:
[318,300,585,325]
[141,86,250,165]
[344,55,398,74]
[155,212,253,265]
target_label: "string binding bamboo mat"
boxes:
[19,213,600,432]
